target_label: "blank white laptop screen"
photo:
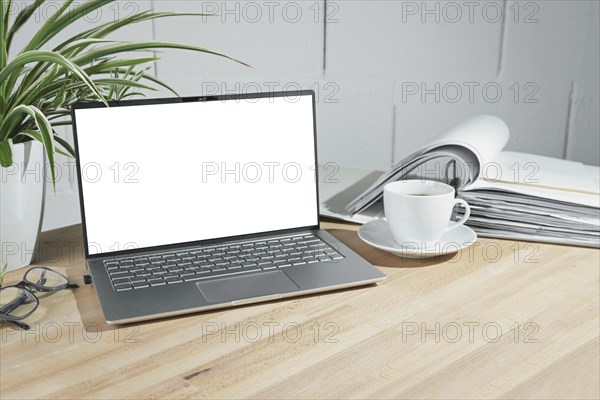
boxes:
[74,94,318,255]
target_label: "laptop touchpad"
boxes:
[196,271,299,304]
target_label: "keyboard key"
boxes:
[242,262,258,268]
[133,281,149,289]
[115,283,132,291]
[111,271,133,278]
[195,268,212,275]
[153,270,168,275]
[277,263,292,268]
[148,277,166,286]
[299,239,320,244]
[166,277,183,284]
[199,262,214,268]
[183,274,207,282]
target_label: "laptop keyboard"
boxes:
[104,234,345,291]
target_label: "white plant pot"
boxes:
[1,141,46,272]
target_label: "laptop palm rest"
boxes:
[196,271,299,304]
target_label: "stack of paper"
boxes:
[460,152,600,247]
[342,115,600,248]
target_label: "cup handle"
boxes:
[446,199,471,232]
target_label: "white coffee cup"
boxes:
[383,180,471,245]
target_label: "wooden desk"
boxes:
[1,221,598,399]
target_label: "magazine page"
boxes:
[464,152,600,207]
[426,114,510,176]
[346,115,510,215]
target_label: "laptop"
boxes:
[72,90,386,324]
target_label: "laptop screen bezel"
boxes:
[71,90,321,260]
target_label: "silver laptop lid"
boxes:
[72,91,319,259]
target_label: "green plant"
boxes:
[0,0,246,186]
[0,262,8,286]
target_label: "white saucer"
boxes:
[358,219,477,259]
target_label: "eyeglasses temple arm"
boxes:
[0,291,29,315]
[7,319,31,330]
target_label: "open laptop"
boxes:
[72,90,386,324]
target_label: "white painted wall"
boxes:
[6,1,598,230]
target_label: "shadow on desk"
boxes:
[26,223,449,333]
[326,228,455,268]
[70,281,378,333]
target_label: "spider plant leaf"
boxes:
[93,69,180,96]
[1,50,107,106]
[84,57,160,76]
[15,130,42,141]
[54,11,213,54]
[0,0,7,70]
[2,0,11,36]
[58,38,116,57]
[52,133,76,158]
[6,0,45,50]
[73,41,250,68]
[21,0,114,53]
[0,139,12,167]
[18,39,115,94]
[16,130,74,158]
[3,105,57,187]
[50,85,68,109]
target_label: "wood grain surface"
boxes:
[1,220,598,399]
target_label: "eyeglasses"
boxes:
[0,267,78,330]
